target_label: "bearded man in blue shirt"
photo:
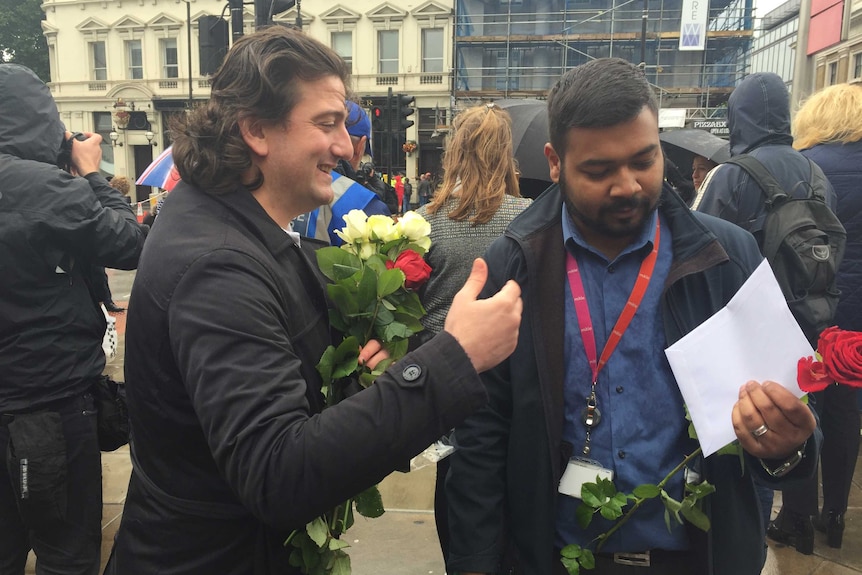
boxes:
[445,58,821,575]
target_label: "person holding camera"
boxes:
[0,65,147,575]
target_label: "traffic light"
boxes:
[395,94,415,131]
[371,105,386,132]
[198,16,229,76]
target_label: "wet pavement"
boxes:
[27,268,861,574]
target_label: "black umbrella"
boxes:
[659,128,730,165]
[495,99,552,184]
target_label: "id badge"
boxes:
[558,458,614,499]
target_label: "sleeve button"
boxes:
[402,364,422,382]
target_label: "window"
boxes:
[332,32,353,72]
[161,38,179,79]
[854,52,862,80]
[91,41,107,81]
[127,40,143,80]
[422,28,444,73]
[378,30,399,74]
[828,61,838,85]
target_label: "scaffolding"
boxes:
[453,0,754,119]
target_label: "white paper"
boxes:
[664,260,814,457]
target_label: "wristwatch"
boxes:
[759,441,807,478]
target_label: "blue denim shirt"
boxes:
[555,206,691,553]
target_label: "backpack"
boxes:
[727,154,846,345]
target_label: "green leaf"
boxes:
[289,547,303,566]
[316,345,336,386]
[580,482,604,508]
[355,485,385,518]
[392,311,424,334]
[377,268,405,298]
[316,247,360,280]
[632,483,661,499]
[356,266,378,310]
[330,551,351,575]
[328,539,350,551]
[575,502,594,529]
[374,306,395,327]
[579,548,595,569]
[393,290,426,317]
[327,284,359,316]
[680,502,711,531]
[383,321,411,341]
[600,503,623,521]
[331,337,359,380]
[306,517,329,548]
[560,544,583,559]
[301,536,321,568]
[358,372,376,388]
[381,298,397,311]
[686,480,716,499]
[560,557,580,575]
[715,441,742,457]
[384,339,409,361]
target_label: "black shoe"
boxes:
[767,510,814,555]
[104,301,125,313]
[813,509,845,548]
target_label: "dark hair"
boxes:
[547,58,658,157]
[171,26,351,195]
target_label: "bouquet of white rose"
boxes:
[285,210,432,575]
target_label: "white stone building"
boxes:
[42,0,453,202]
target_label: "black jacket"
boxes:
[0,64,146,411]
[801,141,862,331]
[446,185,821,575]
[113,181,487,574]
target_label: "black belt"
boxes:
[593,549,694,574]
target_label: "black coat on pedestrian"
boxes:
[112,181,487,574]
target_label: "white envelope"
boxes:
[664,259,814,457]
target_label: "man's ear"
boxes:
[545,142,561,183]
[239,117,268,158]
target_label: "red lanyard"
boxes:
[565,217,661,455]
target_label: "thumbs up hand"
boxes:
[444,259,522,373]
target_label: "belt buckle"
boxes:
[613,551,651,567]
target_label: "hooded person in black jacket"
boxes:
[0,65,147,574]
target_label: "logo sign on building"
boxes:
[679,0,709,51]
[692,119,729,136]
[659,108,688,128]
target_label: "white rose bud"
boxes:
[396,211,431,241]
[339,210,370,244]
[358,241,376,261]
[367,215,398,242]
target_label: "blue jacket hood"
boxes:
[0,64,65,165]
[728,72,793,156]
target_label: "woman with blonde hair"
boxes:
[768,83,862,552]
[417,102,532,567]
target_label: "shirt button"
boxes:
[616,386,624,394]
[402,364,422,382]
[618,450,626,459]
[607,265,616,273]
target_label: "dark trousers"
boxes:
[0,394,102,575]
[781,386,861,517]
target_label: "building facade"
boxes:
[41,0,456,202]
[452,0,754,124]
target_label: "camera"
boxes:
[56,132,88,173]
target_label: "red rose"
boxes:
[385,249,431,290]
[797,356,832,392]
[818,327,862,388]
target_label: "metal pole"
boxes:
[296,0,303,30]
[640,0,648,66]
[791,0,813,111]
[187,0,193,110]
[386,86,393,186]
[230,0,244,44]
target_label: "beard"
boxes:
[560,165,661,243]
